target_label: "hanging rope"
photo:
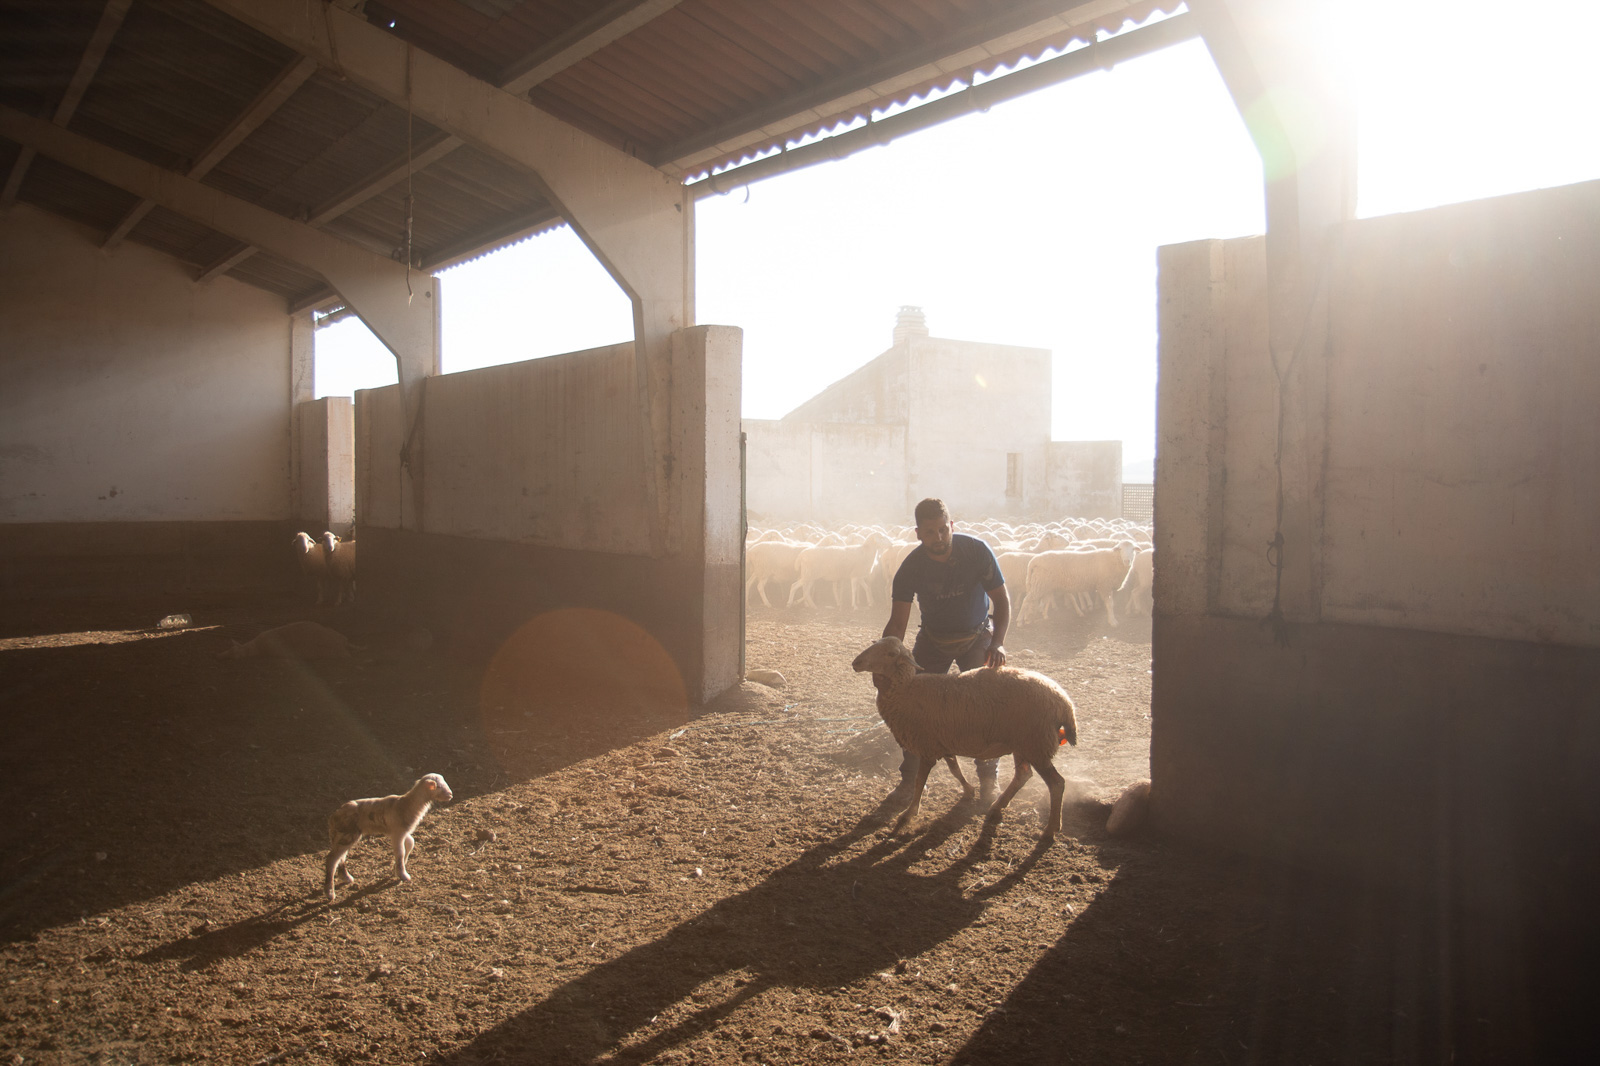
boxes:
[1262,226,1340,648]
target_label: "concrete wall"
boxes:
[1043,441,1124,519]
[0,204,296,595]
[1152,180,1600,917]
[355,327,743,704]
[0,205,292,524]
[292,397,355,537]
[743,419,906,524]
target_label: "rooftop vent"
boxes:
[894,305,929,346]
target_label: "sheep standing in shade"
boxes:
[320,531,357,606]
[853,636,1078,842]
[293,531,327,604]
[325,774,452,901]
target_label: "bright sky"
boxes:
[315,0,1600,476]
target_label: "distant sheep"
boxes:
[320,531,357,606]
[852,636,1078,842]
[1105,779,1151,837]
[1020,544,1138,627]
[324,774,453,901]
[217,620,353,660]
[1116,548,1154,617]
[746,539,809,608]
[293,531,327,604]
[787,533,888,610]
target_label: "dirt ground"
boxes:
[0,593,1575,1064]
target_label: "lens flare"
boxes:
[478,608,688,772]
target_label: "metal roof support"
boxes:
[0,0,132,209]
[201,0,695,552]
[0,104,440,533]
[1191,0,1357,626]
[692,11,1199,199]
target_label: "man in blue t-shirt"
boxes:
[880,497,1010,802]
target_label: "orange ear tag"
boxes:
[1058,726,1069,747]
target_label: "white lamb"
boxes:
[320,531,357,606]
[852,636,1078,842]
[324,774,453,901]
[787,533,888,609]
[293,531,327,604]
[1020,543,1138,627]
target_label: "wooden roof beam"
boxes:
[1,0,132,208]
[104,54,319,250]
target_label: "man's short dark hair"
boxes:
[913,498,949,525]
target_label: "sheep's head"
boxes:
[418,774,453,803]
[321,531,340,553]
[852,637,917,685]
[293,531,316,555]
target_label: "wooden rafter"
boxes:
[1,0,132,207]
[104,54,320,250]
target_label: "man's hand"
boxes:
[985,644,1006,669]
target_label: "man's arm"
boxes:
[985,583,1009,668]
[883,600,913,642]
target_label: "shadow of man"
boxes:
[442,800,1054,1065]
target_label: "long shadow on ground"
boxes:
[0,603,692,944]
[437,801,1049,1066]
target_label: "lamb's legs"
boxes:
[325,834,360,900]
[392,833,416,882]
[891,756,937,833]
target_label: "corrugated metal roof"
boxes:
[0,0,1169,305]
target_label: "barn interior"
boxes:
[4,0,1599,1060]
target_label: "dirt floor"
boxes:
[0,593,1581,1065]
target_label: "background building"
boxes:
[743,307,1122,524]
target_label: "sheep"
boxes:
[852,636,1078,842]
[746,538,809,607]
[787,532,888,609]
[324,774,453,901]
[1116,548,1154,617]
[293,531,327,604]
[320,531,357,606]
[1019,543,1137,626]
[1105,779,1151,838]
[217,620,353,660]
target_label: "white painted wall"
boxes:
[357,341,653,553]
[0,205,292,522]
[1158,178,1600,648]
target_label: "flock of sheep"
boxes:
[746,516,1155,627]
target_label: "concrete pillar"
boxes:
[293,396,356,536]
[288,310,313,521]
[1194,0,1357,624]
[670,325,743,703]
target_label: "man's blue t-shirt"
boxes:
[891,533,1003,636]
